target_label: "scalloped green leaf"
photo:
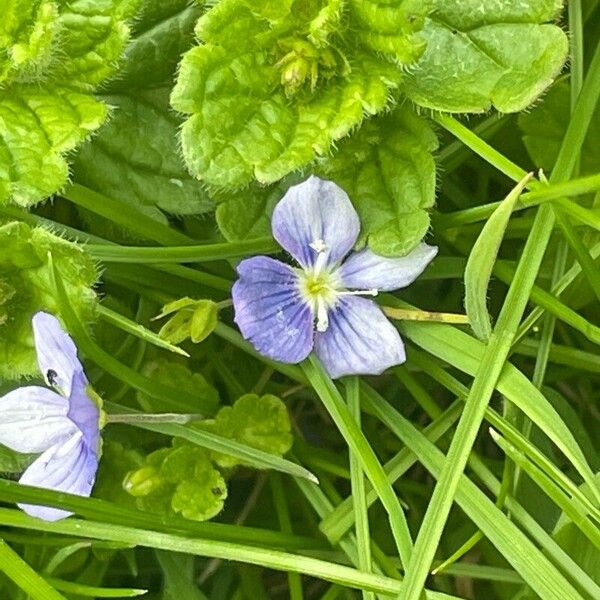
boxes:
[0,0,140,206]
[318,106,438,256]
[199,394,293,469]
[0,221,98,380]
[403,0,569,113]
[171,0,429,189]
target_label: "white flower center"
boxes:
[297,239,378,332]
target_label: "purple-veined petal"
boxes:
[338,244,438,292]
[18,432,98,521]
[32,312,85,398]
[0,386,78,453]
[271,176,360,268]
[314,297,405,379]
[233,256,314,364]
[67,370,101,453]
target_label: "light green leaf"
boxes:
[465,173,533,340]
[318,106,438,256]
[125,443,227,522]
[404,0,569,113]
[199,394,293,469]
[519,79,600,175]
[0,0,141,206]
[72,89,214,221]
[0,221,98,379]
[171,0,426,189]
[155,298,219,345]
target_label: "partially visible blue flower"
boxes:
[233,176,438,379]
[0,312,102,521]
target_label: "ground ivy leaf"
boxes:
[171,0,427,189]
[318,106,438,256]
[0,221,98,380]
[519,80,600,175]
[199,394,293,469]
[0,0,140,206]
[403,0,568,113]
[72,88,214,220]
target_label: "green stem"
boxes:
[63,183,192,246]
[88,237,278,263]
[345,377,375,600]
[97,304,189,357]
[302,356,413,569]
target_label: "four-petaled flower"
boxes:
[0,312,102,521]
[232,176,438,378]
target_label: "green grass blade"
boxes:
[345,377,375,600]
[465,173,533,340]
[362,389,589,600]
[302,356,413,568]
[106,401,317,483]
[0,509,455,599]
[399,319,599,499]
[0,539,68,600]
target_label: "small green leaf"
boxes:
[318,106,438,256]
[171,462,227,521]
[464,173,533,340]
[200,394,293,469]
[0,221,98,380]
[124,442,226,521]
[403,0,569,113]
[156,298,219,345]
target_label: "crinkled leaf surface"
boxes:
[0,221,98,379]
[171,0,428,189]
[403,0,569,113]
[125,442,227,521]
[519,80,600,175]
[0,0,140,206]
[318,106,438,256]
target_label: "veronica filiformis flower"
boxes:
[0,312,102,521]
[232,176,438,378]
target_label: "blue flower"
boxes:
[232,176,438,378]
[0,312,101,521]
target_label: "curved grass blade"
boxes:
[465,173,533,340]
